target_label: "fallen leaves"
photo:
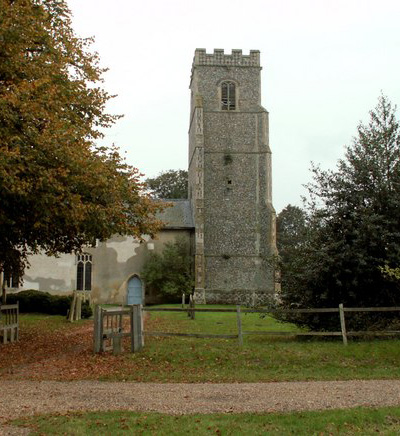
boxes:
[0,317,135,381]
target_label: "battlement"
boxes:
[193,49,260,67]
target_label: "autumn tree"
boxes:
[145,170,188,199]
[279,95,400,329]
[0,0,162,302]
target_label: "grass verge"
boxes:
[12,406,400,435]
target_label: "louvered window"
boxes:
[221,81,236,110]
[76,253,92,291]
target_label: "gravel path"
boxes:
[1,379,400,427]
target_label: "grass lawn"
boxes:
[122,304,400,382]
[3,307,400,382]
[18,313,71,328]
[12,406,400,435]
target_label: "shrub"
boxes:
[81,300,93,318]
[5,290,92,318]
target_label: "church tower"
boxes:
[188,49,277,304]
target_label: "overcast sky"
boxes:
[67,0,400,213]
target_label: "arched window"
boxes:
[76,253,92,291]
[4,271,19,288]
[221,81,236,111]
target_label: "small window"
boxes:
[76,253,92,291]
[221,81,236,111]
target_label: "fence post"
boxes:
[75,293,82,321]
[130,305,135,352]
[16,301,19,341]
[236,305,243,346]
[182,293,185,309]
[188,294,195,319]
[99,307,105,351]
[339,303,348,346]
[140,304,144,347]
[132,304,143,352]
[93,305,102,353]
[68,291,77,322]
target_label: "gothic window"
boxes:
[4,271,19,288]
[76,253,92,291]
[221,81,236,111]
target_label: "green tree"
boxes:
[380,265,400,284]
[0,0,162,302]
[280,95,400,329]
[145,170,188,199]
[276,204,308,297]
[141,237,193,302]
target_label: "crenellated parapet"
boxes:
[193,48,260,67]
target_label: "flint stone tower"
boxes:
[188,48,277,304]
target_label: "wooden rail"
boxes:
[143,307,341,313]
[142,304,400,346]
[0,302,19,344]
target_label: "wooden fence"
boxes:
[93,305,143,354]
[0,302,19,344]
[92,303,400,353]
[142,304,400,347]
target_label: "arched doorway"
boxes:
[127,276,143,305]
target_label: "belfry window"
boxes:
[76,253,92,291]
[221,81,236,111]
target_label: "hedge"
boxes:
[5,290,92,318]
